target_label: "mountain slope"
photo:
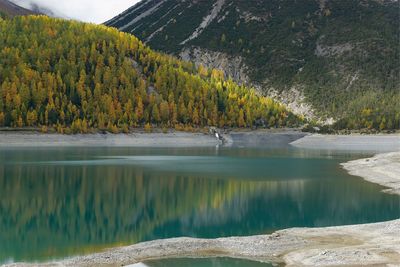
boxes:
[8,0,64,18]
[0,0,39,17]
[106,0,400,130]
[0,15,301,133]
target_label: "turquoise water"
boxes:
[0,146,399,263]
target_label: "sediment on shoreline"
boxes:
[290,134,400,152]
[0,132,220,147]
[226,130,306,147]
[1,132,398,151]
[342,152,400,195]
[0,130,307,148]
[5,219,400,267]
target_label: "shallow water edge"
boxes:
[6,218,400,267]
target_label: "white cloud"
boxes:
[9,0,141,23]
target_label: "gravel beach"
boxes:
[342,152,400,195]
[5,219,400,267]
[290,134,400,152]
[0,130,307,148]
[0,132,221,147]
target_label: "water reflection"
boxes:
[0,147,399,262]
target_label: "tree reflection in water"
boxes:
[0,147,399,262]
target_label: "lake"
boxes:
[1,145,399,263]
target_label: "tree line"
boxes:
[0,16,302,133]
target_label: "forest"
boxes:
[115,0,399,131]
[0,16,302,134]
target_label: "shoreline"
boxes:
[290,134,400,152]
[0,132,221,147]
[6,219,400,267]
[0,129,306,148]
[0,131,399,150]
[341,152,400,195]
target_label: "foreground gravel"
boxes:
[5,219,400,267]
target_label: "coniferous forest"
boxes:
[0,16,302,133]
[0,15,398,133]
[107,0,399,131]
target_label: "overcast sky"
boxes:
[10,0,141,23]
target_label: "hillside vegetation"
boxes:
[107,0,400,130]
[0,16,301,133]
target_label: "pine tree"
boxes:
[238,109,245,127]
[152,104,160,123]
[159,101,170,124]
[0,16,305,133]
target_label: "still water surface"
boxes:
[0,146,399,263]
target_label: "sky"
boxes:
[10,0,141,23]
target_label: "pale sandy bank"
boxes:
[290,134,400,152]
[342,152,400,195]
[0,130,308,148]
[0,132,220,147]
[5,219,400,267]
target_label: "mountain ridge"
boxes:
[0,0,39,17]
[106,0,400,129]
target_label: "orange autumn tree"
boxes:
[0,16,302,133]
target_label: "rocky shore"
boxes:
[342,152,400,195]
[6,219,400,267]
[0,132,221,147]
[290,134,400,152]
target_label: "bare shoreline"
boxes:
[342,152,400,195]
[290,134,400,152]
[0,130,308,148]
[1,131,399,151]
[6,218,400,267]
[0,132,221,147]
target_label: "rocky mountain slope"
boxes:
[0,0,39,17]
[106,0,400,129]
